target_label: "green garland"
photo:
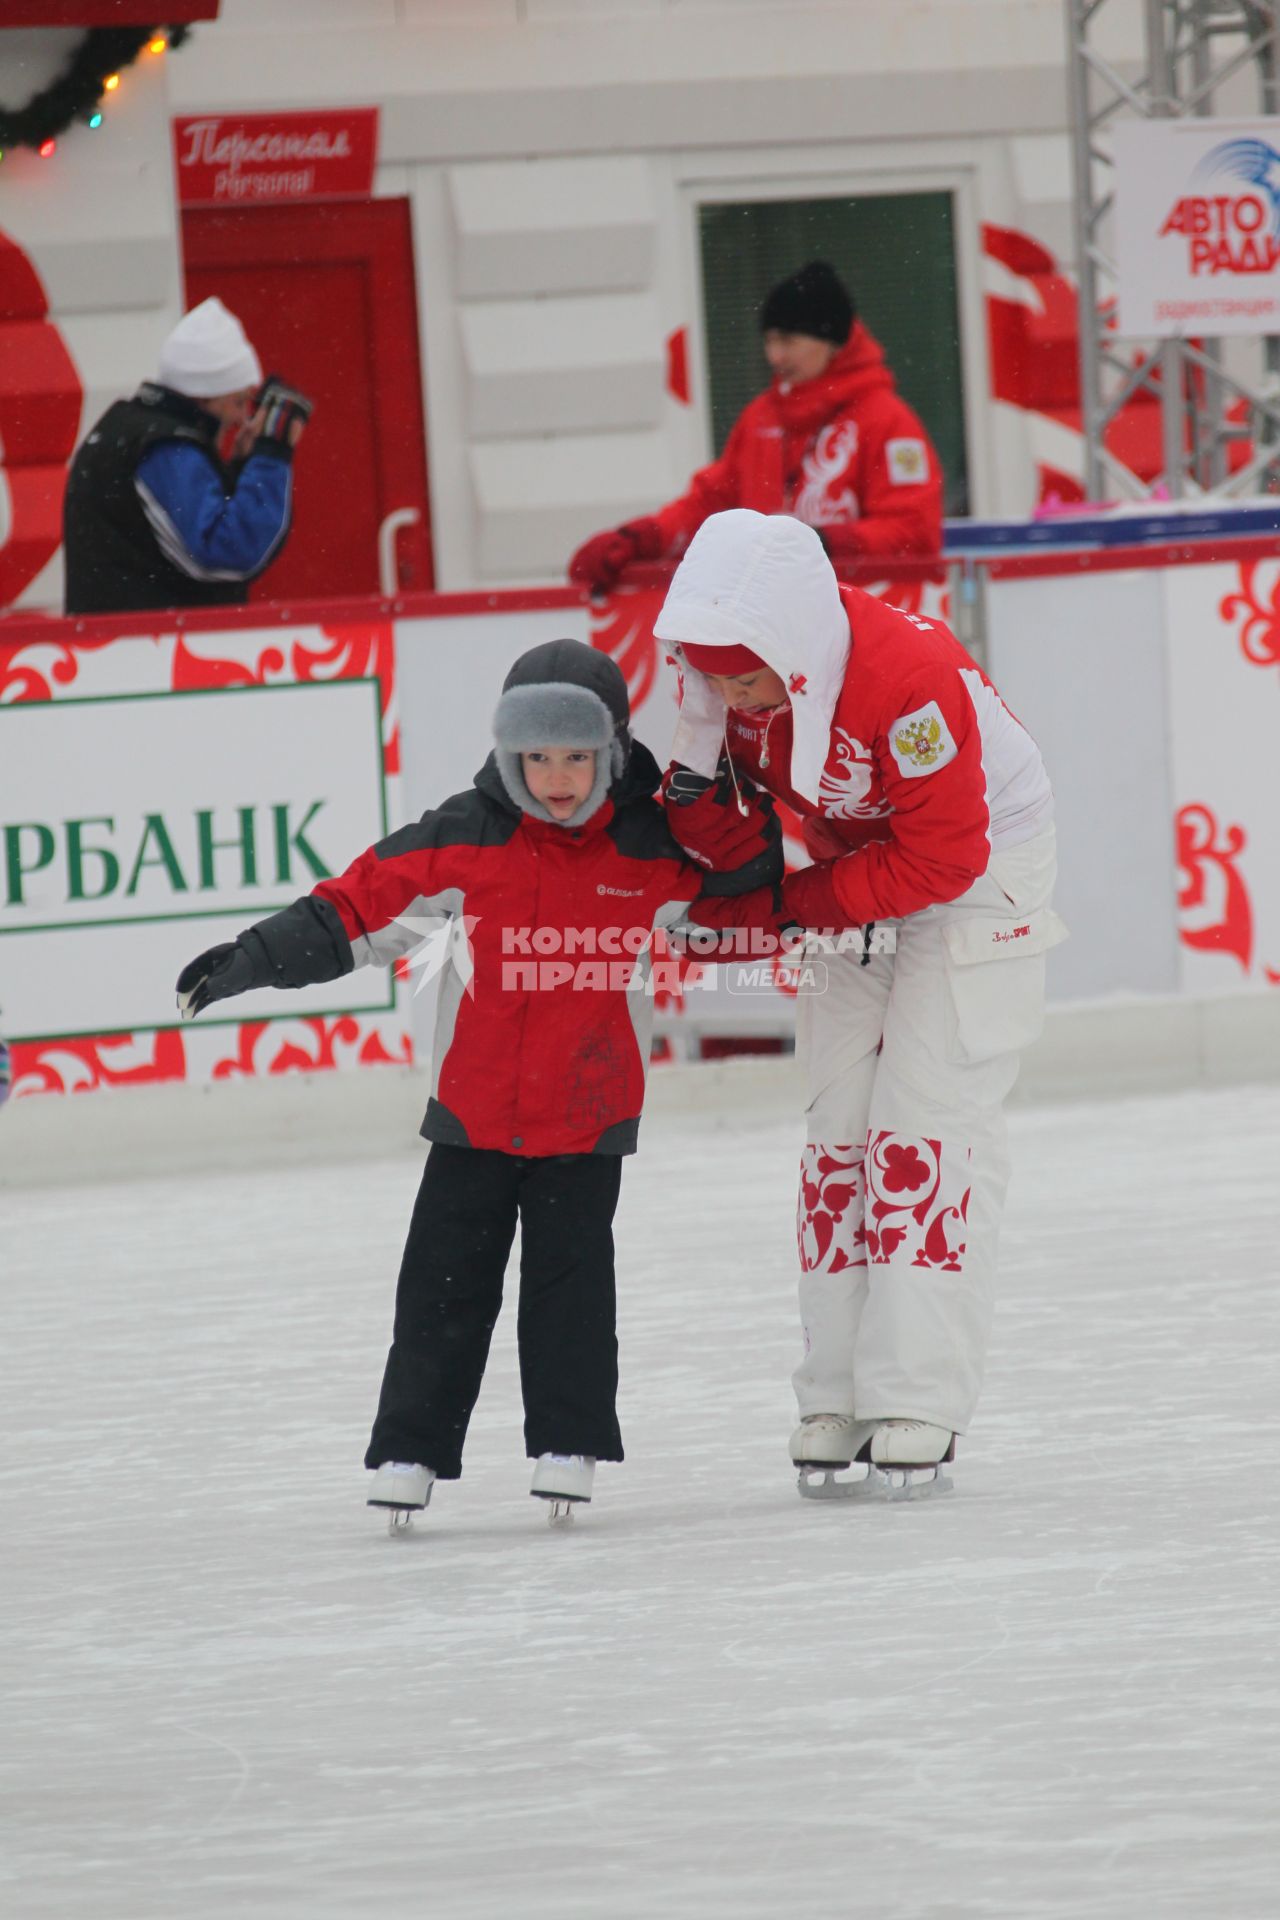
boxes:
[0,25,191,155]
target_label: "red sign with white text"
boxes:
[173,110,378,207]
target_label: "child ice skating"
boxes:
[175,639,780,1526]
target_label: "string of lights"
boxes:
[0,24,191,164]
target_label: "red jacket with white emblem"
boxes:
[655,324,943,563]
[657,517,1054,929]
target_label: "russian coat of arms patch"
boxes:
[888,701,953,778]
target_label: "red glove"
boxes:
[663,762,783,895]
[781,860,854,933]
[568,516,663,592]
[801,813,852,863]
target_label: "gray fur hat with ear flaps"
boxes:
[492,637,632,826]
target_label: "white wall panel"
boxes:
[173,9,1077,159]
[460,294,663,437]
[448,157,655,297]
[2,2,1123,600]
[1008,133,1074,267]
[984,569,1179,1002]
[0,52,178,321]
[469,431,677,576]
[400,0,520,19]
[213,0,398,23]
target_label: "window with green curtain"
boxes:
[697,192,969,518]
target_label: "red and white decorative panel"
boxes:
[0,617,413,1099]
[1164,559,1280,995]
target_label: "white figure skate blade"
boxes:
[797,1463,953,1503]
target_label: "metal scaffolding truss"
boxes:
[1067,0,1280,498]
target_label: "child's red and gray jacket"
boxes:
[227,741,776,1157]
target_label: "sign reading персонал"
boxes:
[1114,117,1280,337]
[172,109,378,207]
[0,679,392,1043]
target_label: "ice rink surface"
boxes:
[4,1079,1280,1919]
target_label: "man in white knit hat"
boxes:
[62,296,310,615]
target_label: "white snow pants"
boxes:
[793,826,1066,1434]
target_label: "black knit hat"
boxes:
[759,261,855,346]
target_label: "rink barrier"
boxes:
[5,988,1280,1188]
[5,526,1280,1107]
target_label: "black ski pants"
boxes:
[365,1144,624,1478]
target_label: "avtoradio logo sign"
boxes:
[1159,138,1280,276]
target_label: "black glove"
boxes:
[176,934,270,1020]
[253,374,313,451]
[664,765,716,808]
[177,898,353,1020]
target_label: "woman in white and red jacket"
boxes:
[656,511,1068,1494]
[174,638,780,1520]
[569,261,943,593]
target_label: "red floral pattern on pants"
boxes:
[797,1143,868,1274]
[865,1130,971,1273]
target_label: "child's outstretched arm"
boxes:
[176,894,353,1019]
[175,804,468,1019]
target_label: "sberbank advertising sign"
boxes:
[1,681,391,1042]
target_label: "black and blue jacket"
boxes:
[63,383,292,615]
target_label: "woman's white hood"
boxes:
[653,510,850,805]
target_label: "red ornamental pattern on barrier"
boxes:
[0,632,125,703]
[1218,562,1280,673]
[1175,802,1253,973]
[210,1016,413,1080]
[9,1030,188,1098]
[1,622,399,779]
[865,1131,970,1273]
[7,1019,414,1100]
[797,1143,868,1274]
[588,586,667,712]
[172,620,400,773]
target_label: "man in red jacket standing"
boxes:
[569,261,943,593]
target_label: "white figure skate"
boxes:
[794,1418,954,1502]
[367,1461,436,1533]
[791,1415,861,1471]
[530,1453,595,1525]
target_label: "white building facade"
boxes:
[0,0,1149,605]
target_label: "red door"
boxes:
[182,198,433,602]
